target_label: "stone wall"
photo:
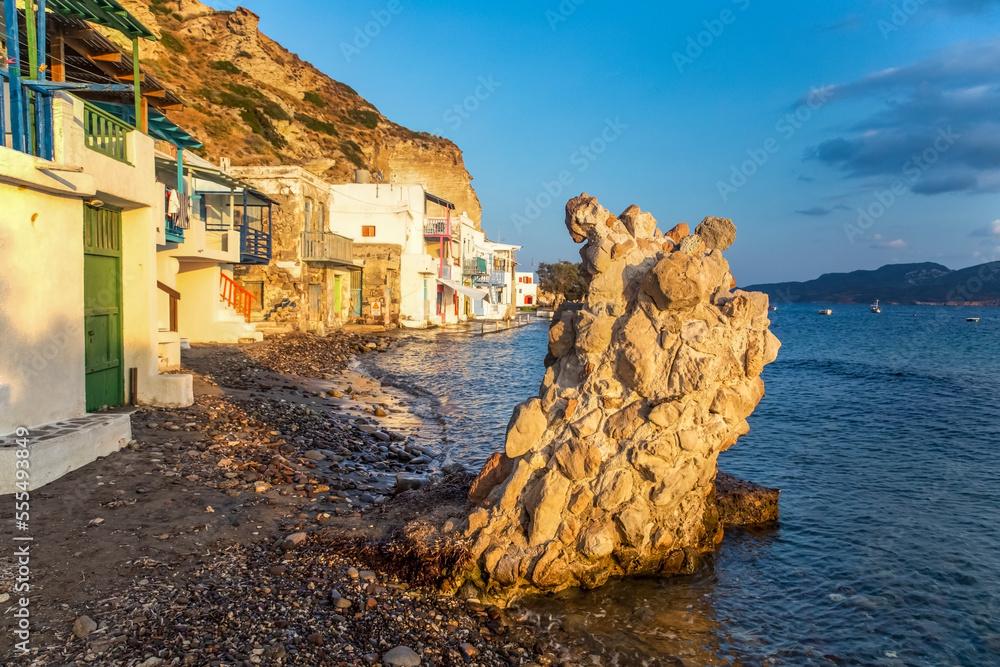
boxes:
[351,243,402,325]
[456,194,780,603]
[231,167,341,332]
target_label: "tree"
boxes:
[537,261,586,306]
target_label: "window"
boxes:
[362,225,376,237]
[304,198,314,230]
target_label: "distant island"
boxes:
[745,261,1000,306]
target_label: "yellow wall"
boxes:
[0,183,87,434]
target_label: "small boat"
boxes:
[818,308,833,316]
[769,305,778,312]
[870,299,881,314]
[966,316,981,323]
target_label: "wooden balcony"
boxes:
[463,257,488,276]
[424,217,452,238]
[301,231,356,265]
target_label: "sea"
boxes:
[361,304,1000,666]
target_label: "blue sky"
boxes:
[210,1,1000,283]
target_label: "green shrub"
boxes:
[259,100,291,122]
[339,140,366,168]
[160,32,186,53]
[240,107,287,149]
[295,113,338,137]
[212,83,290,122]
[210,60,241,75]
[303,91,326,107]
[225,82,261,99]
[347,108,379,129]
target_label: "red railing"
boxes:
[219,273,255,322]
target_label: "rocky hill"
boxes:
[746,262,1000,306]
[117,0,482,223]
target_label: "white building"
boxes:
[329,182,485,327]
[0,3,195,491]
[515,271,538,308]
[154,150,270,362]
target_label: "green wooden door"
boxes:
[333,275,343,317]
[84,205,124,411]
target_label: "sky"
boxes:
[207,0,1000,284]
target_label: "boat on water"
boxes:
[870,299,881,314]
[769,305,778,312]
[818,308,833,316]
[966,316,981,323]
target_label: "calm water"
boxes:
[363,306,1000,666]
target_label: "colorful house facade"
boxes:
[0,0,201,491]
[329,181,477,328]
[230,165,361,334]
[515,271,537,308]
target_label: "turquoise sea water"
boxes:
[365,306,1000,665]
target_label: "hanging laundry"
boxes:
[176,193,190,229]
[165,188,180,218]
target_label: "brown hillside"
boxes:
[116,0,482,224]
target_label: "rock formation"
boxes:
[457,194,780,602]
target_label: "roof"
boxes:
[47,12,183,108]
[95,101,202,149]
[485,241,521,252]
[46,0,156,40]
[424,192,455,210]
[154,155,280,205]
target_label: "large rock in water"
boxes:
[456,194,780,603]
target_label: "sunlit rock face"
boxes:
[458,194,780,603]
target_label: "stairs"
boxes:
[212,273,263,343]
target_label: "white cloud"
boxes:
[871,237,907,249]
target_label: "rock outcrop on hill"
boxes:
[456,194,780,602]
[117,0,482,223]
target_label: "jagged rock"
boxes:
[457,193,780,604]
[504,399,547,458]
[665,222,690,244]
[468,452,514,503]
[695,216,737,251]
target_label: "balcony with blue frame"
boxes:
[154,155,276,263]
[2,0,158,157]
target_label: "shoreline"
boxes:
[0,333,572,665]
[1,330,775,665]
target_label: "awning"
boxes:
[47,0,157,40]
[437,278,487,300]
[94,101,202,149]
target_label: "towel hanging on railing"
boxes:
[176,193,190,229]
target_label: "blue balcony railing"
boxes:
[237,200,273,264]
[1,74,58,160]
[164,217,185,243]
[240,224,271,264]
